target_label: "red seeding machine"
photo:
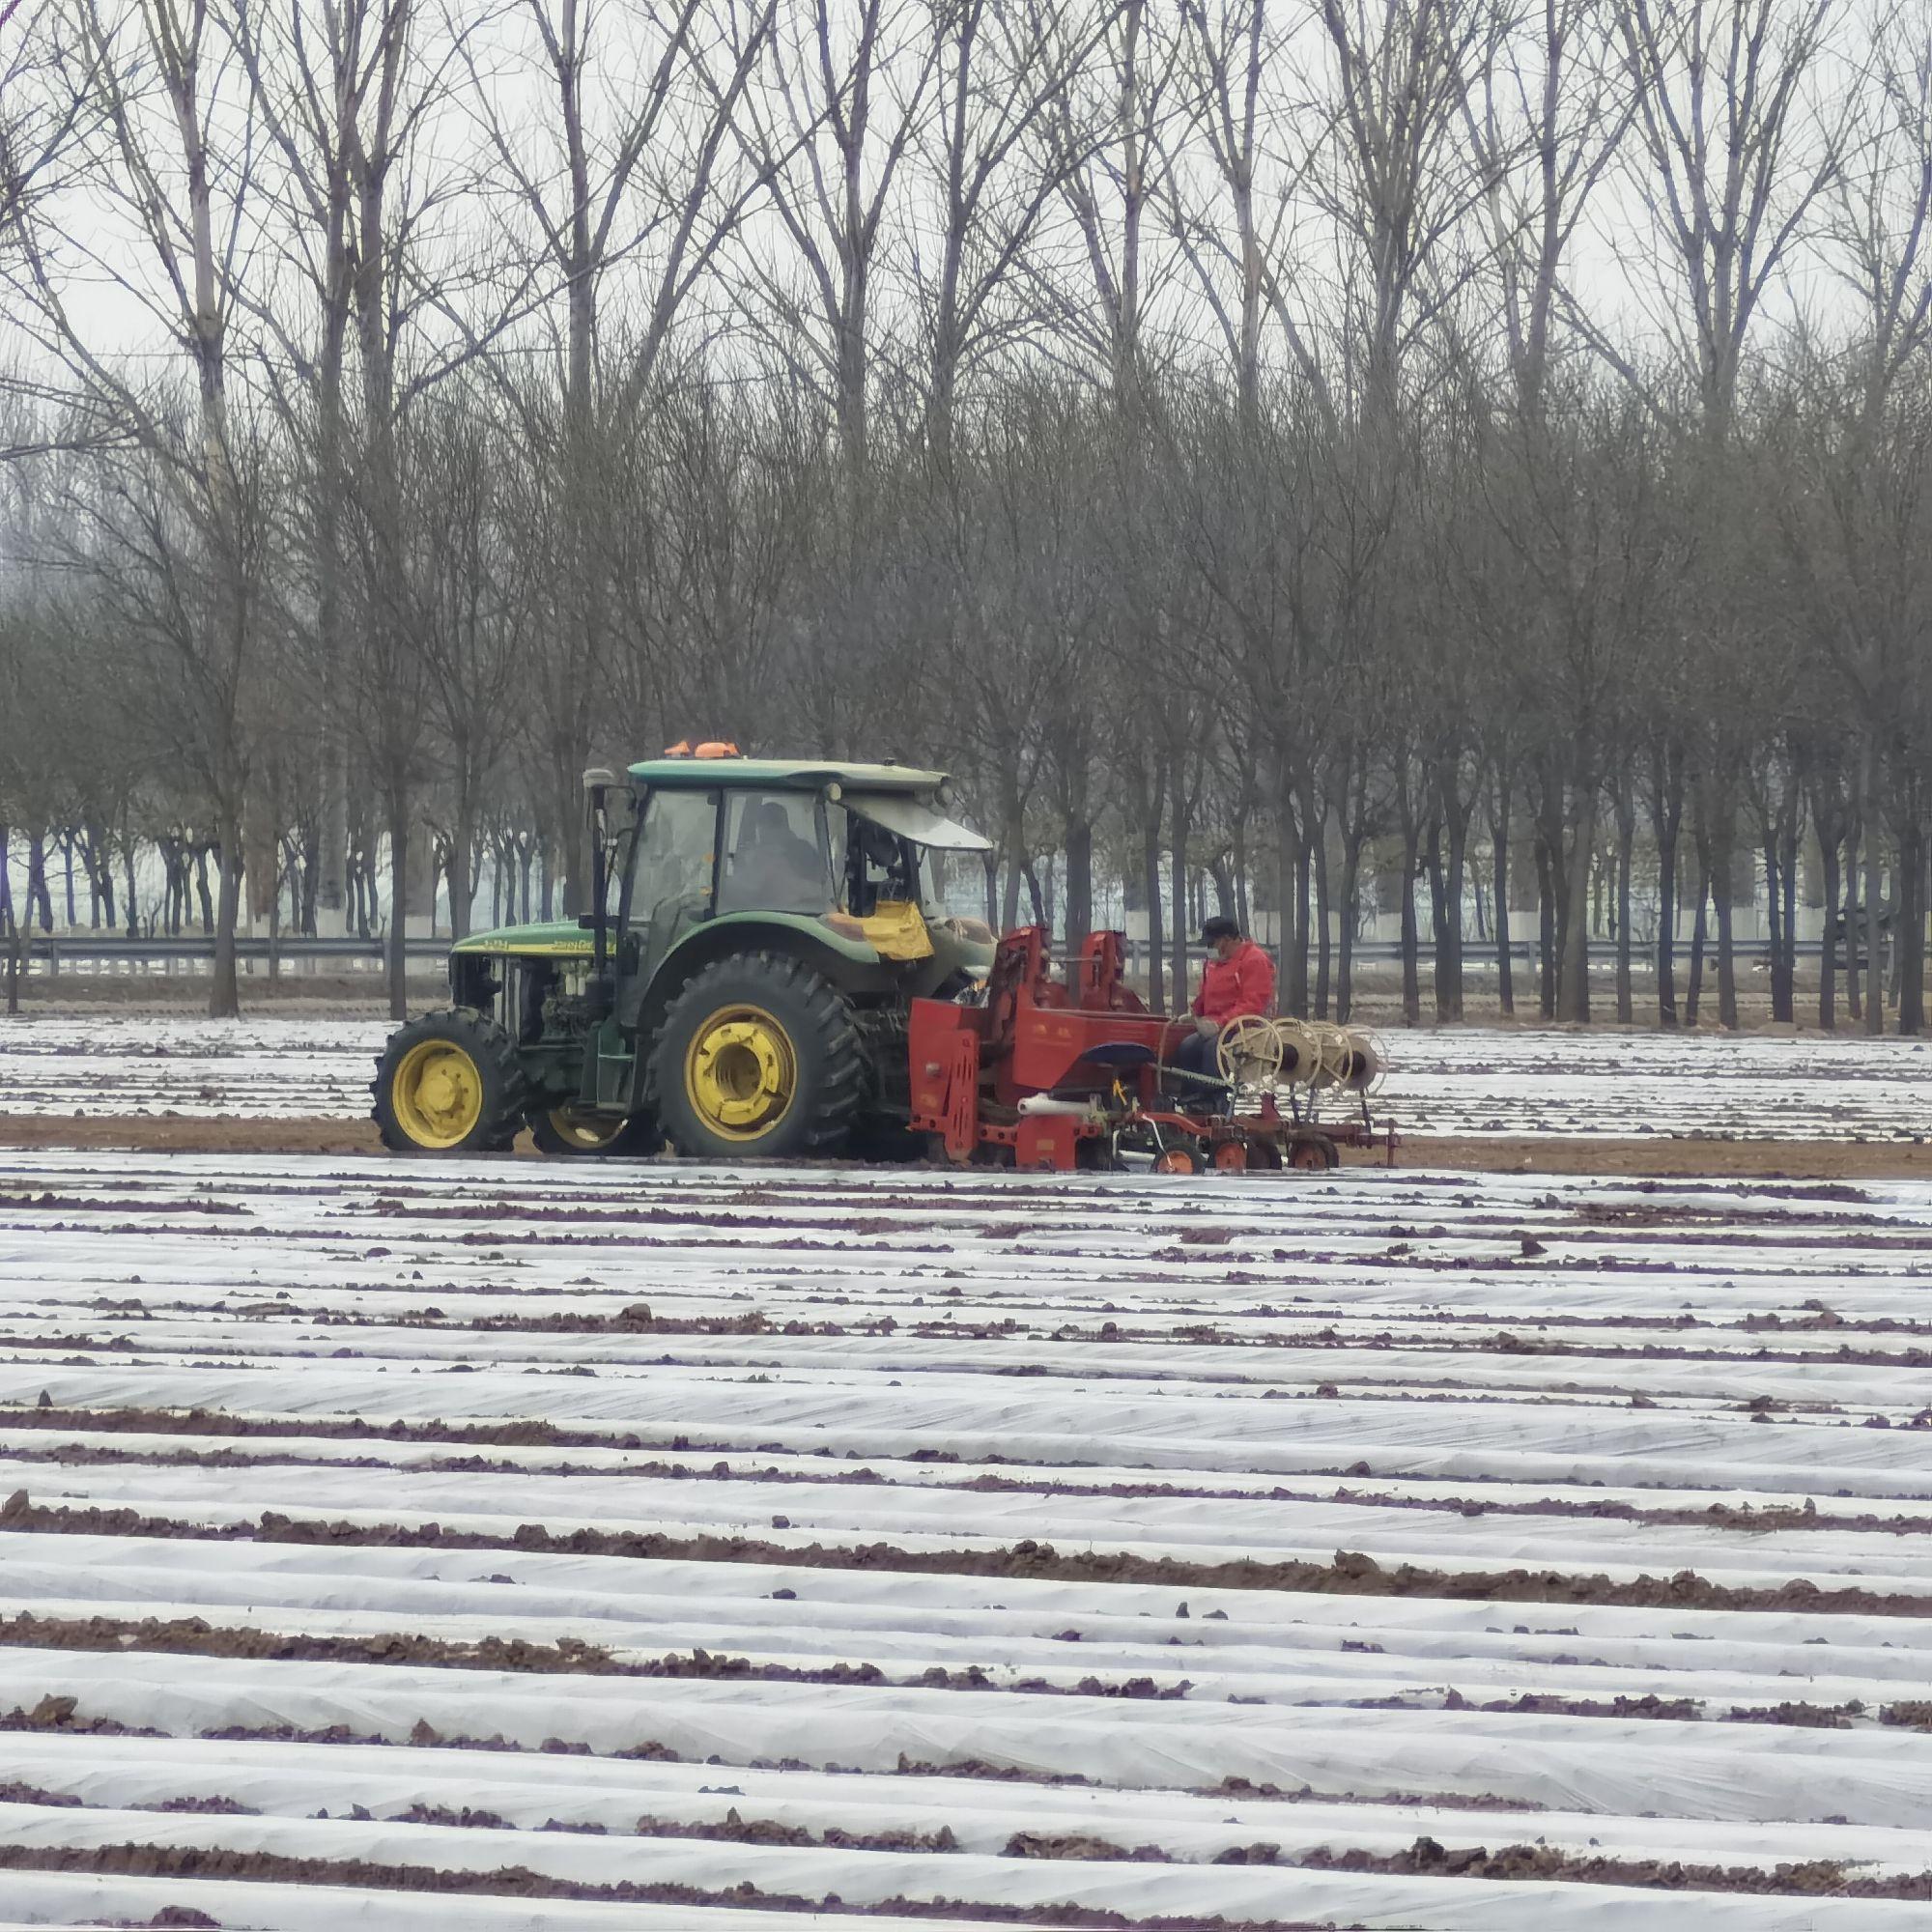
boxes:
[910,926,1395,1176]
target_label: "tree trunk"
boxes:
[1291,834,1310,1012]
[1274,776,1298,1009]
[448,779,477,945]
[1000,790,1025,931]
[1019,856,1047,928]
[1687,856,1709,1027]
[1818,826,1840,1030]
[3,904,20,1016]
[1614,784,1634,1025]
[1425,820,1449,1021]
[1843,811,1862,1022]
[1399,824,1423,1028]
[1899,810,1924,1036]
[1492,798,1514,1018]
[1762,828,1786,1022]
[1337,839,1361,1025]
[1064,814,1094,950]
[208,816,242,1020]
[1557,786,1595,1024]
[1778,793,1800,1023]
[1715,884,1739,1029]
[1863,746,1883,1037]
[1703,791,1739,1031]
[317,748,350,936]
[26,833,52,932]
[1655,822,1680,1028]
[1534,834,1555,1018]
[386,790,410,1024]
[1312,823,1332,1019]
[1169,794,1190,1012]
[1142,813,1166,1012]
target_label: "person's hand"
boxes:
[1194,1015,1218,1039]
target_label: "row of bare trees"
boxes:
[3,0,1930,1029]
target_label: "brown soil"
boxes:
[5,1110,1932,1179]
[1354,1137,1932,1179]
[0,1117,384,1155]
[0,1842,1345,1928]
[5,1492,1926,1621]
[9,1433,1931,1538]
[1,1832,1927,1907]
[1299,1834,1927,1897]
[33,1611,1855,1720]
[0,1701,1548,1814]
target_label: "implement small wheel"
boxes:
[529,1107,663,1158]
[654,952,865,1161]
[373,1009,526,1155]
[1152,1138,1208,1175]
[1288,1133,1340,1172]
[1210,1139,1250,1174]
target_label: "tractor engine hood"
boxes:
[844,791,991,851]
[452,920,592,957]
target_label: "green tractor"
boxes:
[372,755,997,1160]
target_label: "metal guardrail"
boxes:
[5,931,1829,972]
[4,934,449,975]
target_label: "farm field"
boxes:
[1,1151,1931,1926]
[7,1012,1932,1142]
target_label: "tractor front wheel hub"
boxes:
[391,1040,484,1148]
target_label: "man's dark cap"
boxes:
[1201,915,1240,944]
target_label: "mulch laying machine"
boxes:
[909,926,1396,1175]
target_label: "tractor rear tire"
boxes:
[654,952,866,1162]
[529,1107,663,1158]
[373,1009,527,1155]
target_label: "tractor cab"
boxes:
[373,755,995,1159]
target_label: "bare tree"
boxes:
[1613,0,1844,444]
[468,0,775,914]
[733,0,940,475]
[14,0,272,1015]
[1609,0,1846,1026]
[914,0,1105,468]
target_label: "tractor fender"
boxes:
[626,916,895,1111]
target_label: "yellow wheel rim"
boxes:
[684,1003,796,1142]
[548,1108,626,1151]
[390,1038,485,1149]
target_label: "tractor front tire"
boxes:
[529,1107,663,1158]
[654,952,865,1162]
[373,1009,526,1155]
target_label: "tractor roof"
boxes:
[628,756,950,792]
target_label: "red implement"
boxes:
[907,926,1394,1175]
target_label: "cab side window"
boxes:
[847,818,916,916]
[630,789,718,924]
[718,791,829,915]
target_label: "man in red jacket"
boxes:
[1172,916,1276,1107]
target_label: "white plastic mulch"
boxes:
[0,1015,384,1122]
[8,1011,1932,1138]
[0,1153,1928,1926]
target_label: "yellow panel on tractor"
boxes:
[858,899,933,962]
